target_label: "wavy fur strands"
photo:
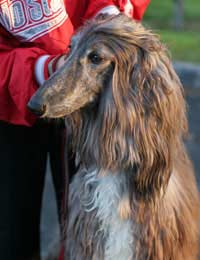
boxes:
[29,14,199,260]
[66,168,134,260]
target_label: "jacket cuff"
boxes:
[34,55,50,86]
[35,54,63,86]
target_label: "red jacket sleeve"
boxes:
[129,0,150,20]
[0,35,48,126]
[66,0,150,30]
[83,0,150,21]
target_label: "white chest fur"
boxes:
[79,169,134,260]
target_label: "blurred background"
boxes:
[143,0,200,63]
[41,1,200,258]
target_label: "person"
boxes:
[0,1,150,259]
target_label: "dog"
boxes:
[28,14,199,260]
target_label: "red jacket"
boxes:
[0,0,150,126]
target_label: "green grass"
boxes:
[143,0,200,29]
[144,1,173,28]
[159,30,200,63]
[142,0,200,62]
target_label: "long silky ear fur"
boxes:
[104,26,188,200]
[95,19,188,200]
[132,54,187,201]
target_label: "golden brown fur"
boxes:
[28,14,199,260]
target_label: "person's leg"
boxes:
[49,121,66,224]
[0,120,49,260]
[49,121,78,259]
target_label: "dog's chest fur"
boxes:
[66,168,135,260]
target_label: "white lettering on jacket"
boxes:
[0,0,68,41]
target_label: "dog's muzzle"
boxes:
[27,99,47,117]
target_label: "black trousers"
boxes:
[0,120,65,260]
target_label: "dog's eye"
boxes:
[88,52,103,64]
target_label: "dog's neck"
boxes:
[70,102,138,172]
[68,167,135,260]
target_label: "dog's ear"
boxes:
[132,49,187,201]
[105,35,188,201]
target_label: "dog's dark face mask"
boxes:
[27,31,115,118]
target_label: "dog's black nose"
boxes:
[27,100,46,117]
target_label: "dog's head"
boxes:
[28,15,117,118]
[28,14,187,199]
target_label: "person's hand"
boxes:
[56,54,68,70]
[48,54,68,76]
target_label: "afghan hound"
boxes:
[28,14,199,260]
